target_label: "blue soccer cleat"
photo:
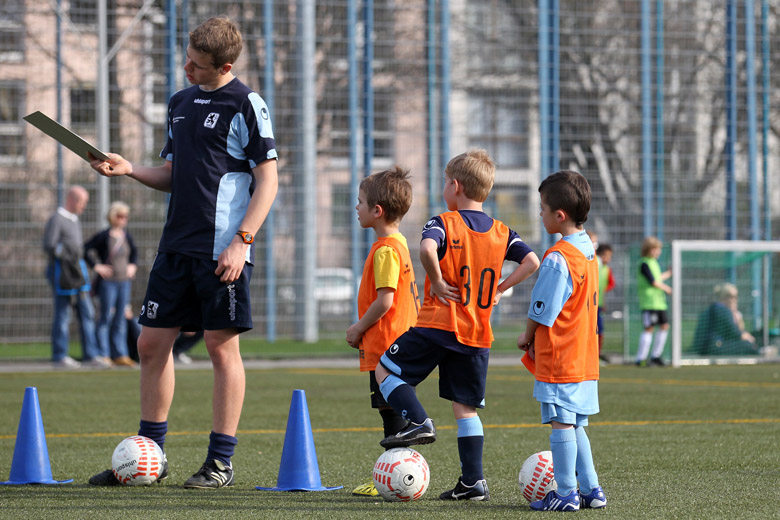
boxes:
[579,486,607,509]
[530,489,581,512]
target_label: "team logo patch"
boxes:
[389,344,399,355]
[532,301,545,315]
[146,301,159,319]
[260,107,269,120]
[204,113,220,128]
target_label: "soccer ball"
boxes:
[518,450,557,502]
[111,435,165,486]
[372,447,430,502]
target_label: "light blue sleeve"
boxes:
[527,252,572,327]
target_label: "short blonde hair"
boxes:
[444,149,495,202]
[107,201,130,226]
[640,236,663,257]
[713,282,738,302]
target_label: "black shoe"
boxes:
[439,477,489,501]
[88,456,168,486]
[649,357,667,366]
[379,418,436,449]
[183,459,234,489]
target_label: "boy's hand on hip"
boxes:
[215,239,247,283]
[429,279,461,305]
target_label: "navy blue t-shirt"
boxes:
[159,77,277,263]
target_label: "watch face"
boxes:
[244,233,253,243]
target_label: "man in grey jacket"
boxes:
[43,185,105,368]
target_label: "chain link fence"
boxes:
[1,0,777,355]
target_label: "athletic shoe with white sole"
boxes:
[530,489,581,511]
[88,455,168,486]
[439,477,489,501]
[579,486,607,509]
[352,480,380,497]
[183,459,234,489]
[379,418,436,449]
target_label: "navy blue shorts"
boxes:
[597,307,604,335]
[379,328,489,408]
[138,252,253,332]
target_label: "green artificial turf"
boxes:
[1,363,779,519]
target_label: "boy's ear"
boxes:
[372,204,384,219]
[555,209,568,222]
[218,63,233,75]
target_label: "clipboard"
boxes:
[23,111,109,162]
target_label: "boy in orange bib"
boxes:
[346,167,420,496]
[518,170,606,511]
[375,149,539,501]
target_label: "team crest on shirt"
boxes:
[532,300,545,315]
[146,301,159,319]
[204,113,220,128]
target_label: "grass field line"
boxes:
[3,417,777,441]
[284,368,780,389]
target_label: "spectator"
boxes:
[42,185,105,369]
[691,283,758,356]
[85,201,138,367]
[596,243,615,363]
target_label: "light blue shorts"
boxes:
[540,402,589,427]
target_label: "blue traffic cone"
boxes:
[1,387,73,485]
[256,389,342,491]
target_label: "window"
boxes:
[70,87,96,126]
[69,0,97,26]
[0,82,25,162]
[331,183,352,236]
[0,1,24,62]
[467,92,529,169]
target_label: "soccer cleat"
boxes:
[580,486,607,509]
[649,357,667,366]
[379,418,436,449]
[89,455,168,486]
[439,477,490,501]
[183,459,234,489]
[352,480,380,497]
[530,489,581,511]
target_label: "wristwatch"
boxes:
[236,230,254,244]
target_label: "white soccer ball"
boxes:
[111,435,165,486]
[372,447,430,502]
[518,450,557,502]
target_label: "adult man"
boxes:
[43,185,105,369]
[88,16,278,489]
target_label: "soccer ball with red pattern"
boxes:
[111,436,165,486]
[372,447,429,502]
[518,450,558,502]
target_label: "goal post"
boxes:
[671,240,780,367]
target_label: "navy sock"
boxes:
[379,407,407,439]
[206,431,238,466]
[385,383,427,424]
[138,420,167,452]
[457,416,484,484]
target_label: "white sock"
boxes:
[636,331,652,362]
[651,329,669,359]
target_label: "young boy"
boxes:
[375,149,540,501]
[636,236,672,366]
[517,170,606,511]
[345,167,420,497]
[88,16,278,488]
[596,243,615,363]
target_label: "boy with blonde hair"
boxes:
[636,236,672,366]
[376,149,540,501]
[346,166,420,496]
[518,170,605,511]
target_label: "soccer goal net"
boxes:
[671,240,780,366]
